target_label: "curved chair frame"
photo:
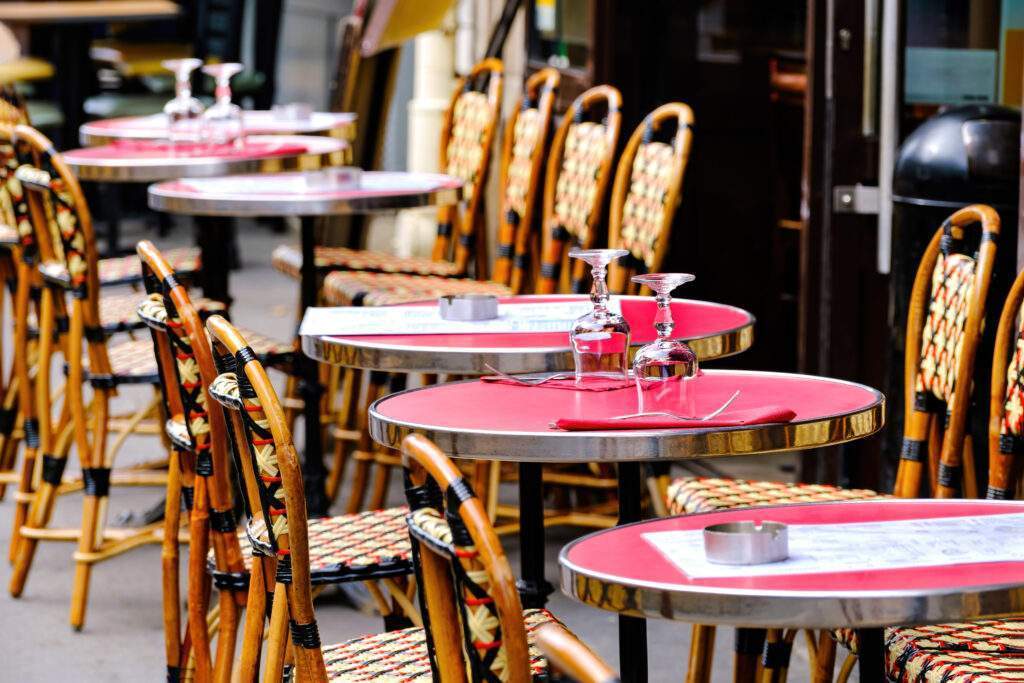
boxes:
[607,102,695,294]
[537,84,622,294]
[493,67,560,292]
[535,622,620,683]
[432,57,504,278]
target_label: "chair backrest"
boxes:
[431,58,504,277]
[894,204,999,498]
[205,315,327,682]
[492,67,559,293]
[535,623,619,683]
[537,85,622,294]
[402,432,533,683]
[7,124,114,381]
[607,103,694,294]
[987,266,1024,500]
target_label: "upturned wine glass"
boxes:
[568,248,631,385]
[631,273,698,412]
[162,58,205,144]
[201,62,245,146]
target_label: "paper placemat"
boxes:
[643,513,1024,579]
[299,299,621,337]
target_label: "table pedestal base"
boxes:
[618,462,648,683]
[857,628,885,683]
[517,462,554,609]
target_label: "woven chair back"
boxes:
[537,85,622,294]
[986,264,1024,500]
[894,204,999,498]
[431,57,504,278]
[493,67,559,292]
[205,315,328,681]
[607,102,694,294]
[402,432,533,683]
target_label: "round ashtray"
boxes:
[438,294,499,321]
[703,521,789,565]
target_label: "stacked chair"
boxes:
[661,205,999,682]
[1,121,215,631]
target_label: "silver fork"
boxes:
[483,364,573,386]
[611,390,741,422]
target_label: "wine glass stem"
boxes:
[590,264,609,314]
[215,78,231,106]
[654,292,673,341]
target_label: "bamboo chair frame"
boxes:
[137,241,248,683]
[535,623,619,683]
[493,67,560,293]
[537,85,622,294]
[894,204,999,499]
[607,102,695,294]
[205,315,329,682]
[5,123,173,630]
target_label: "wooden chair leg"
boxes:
[186,471,213,681]
[836,653,857,683]
[811,630,837,683]
[346,371,388,514]
[162,449,184,681]
[326,367,361,504]
[893,411,932,497]
[686,625,716,683]
[962,433,978,498]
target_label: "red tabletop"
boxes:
[367,369,884,462]
[560,499,1024,628]
[304,295,755,373]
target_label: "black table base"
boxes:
[297,216,329,516]
[617,462,648,683]
[857,628,886,683]
[516,462,554,608]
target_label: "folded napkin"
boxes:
[480,375,631,392]
[552,405,797,431]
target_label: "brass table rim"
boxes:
[148,170,463,217]
[558,499,1024,629]
[303,295,756,373]
[368,369,885,463]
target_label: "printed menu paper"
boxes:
[643,513,1024,579]
[299,299,621,337]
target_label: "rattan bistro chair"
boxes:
[537,85,622,294]
[661,205,1000,683]
[607,102,694,293]
[316,432,605,682]
[204,316,419,680]
[272,58,505,284]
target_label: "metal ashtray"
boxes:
[703,521,789,565]
[438,294,499,321]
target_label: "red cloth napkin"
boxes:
[480,376,631,392]
[552,405,796,431]
[67,140,309,160]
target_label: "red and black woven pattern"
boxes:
[1002,309,1024,443]
[553,121,610,246]
[322,271,511,307]
[217,507,412,584]
[321,608,558,682]
[886,620,1024,682]
[270,244,461,281]
[915,253,976,407]
[666,477,882,515]
[618,141,676,269]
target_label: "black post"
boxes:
[194,217,234,305]
[516,462,553,608]
[298,216,329,516]
[617,462,648,683]
[856,628,886,683]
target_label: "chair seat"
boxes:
[31,290,225,336]
[271,244,463,280]
[884,620,1024,682]
[83,337,160,385]
[208,507,412,587]
[666,476,883,515]
[322,608,558,681]
[0,224,18,246]
[40,246,202,289]
[322,271,512,307]
[0,56,54,84]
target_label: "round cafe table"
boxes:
[80,111,358,146]
[302,295,755,373]
[147,169,463,518]
[368,370,884,682]
[561,499,1024,683]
